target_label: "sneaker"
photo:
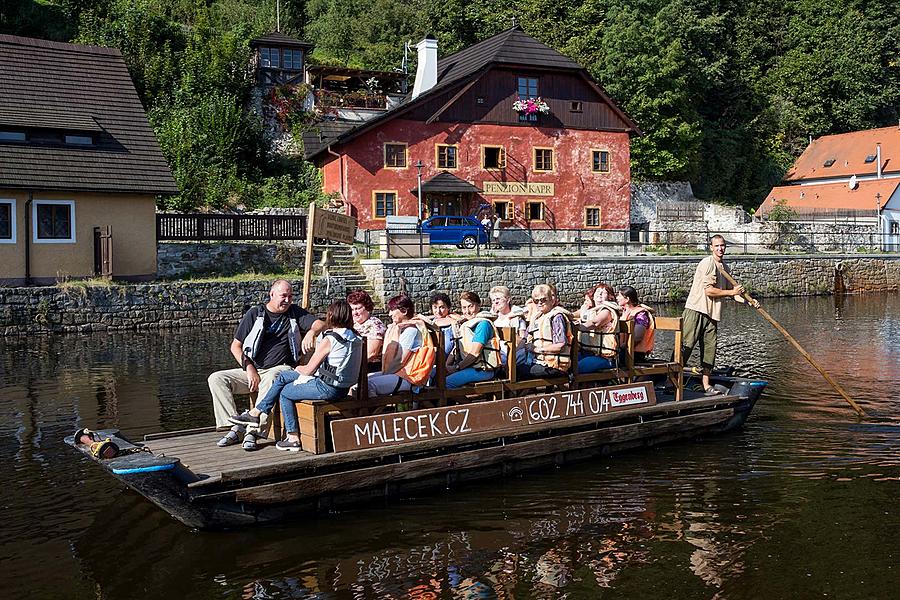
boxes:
[216,431,240,447]
[242,432,258,451]
[228,411,260,427]
[275,439,301,452]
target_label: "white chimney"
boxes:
[412,35,438,99]
[876,143,882,179]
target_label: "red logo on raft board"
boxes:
[609,388,648,407]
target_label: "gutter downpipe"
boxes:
[326,144,345,209]
[24,191,32,285]
[876,144,883,250]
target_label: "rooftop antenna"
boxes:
[511,16,518,28]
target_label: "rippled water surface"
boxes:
[1,294,898,599]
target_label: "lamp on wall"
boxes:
[416,159,424,223]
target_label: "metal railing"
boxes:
[156,214,307,241]
[362,227,900,258]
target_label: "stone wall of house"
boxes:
[157,241,307,278]
[360,255,900,307]
[0,278,344,336]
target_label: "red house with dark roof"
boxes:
[303,27,639,231]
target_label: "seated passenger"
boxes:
[616,285,656,362]
[347,290,386,375]
[446,291,503,388]
[227,300,363,451]
[423,292,461,359]
[516,284,574,380]
[575,283,621,374]
[489,285,528,351]
[368,295,435,397]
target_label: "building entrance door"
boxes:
[427,193,463,217]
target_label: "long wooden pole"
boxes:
[301,204,316,309]
[717,265,866,417]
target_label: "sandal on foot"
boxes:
[217,431,240,447]
[242,433,259,451]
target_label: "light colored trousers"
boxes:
[208,365,292,437]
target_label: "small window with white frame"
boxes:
[891,221,900,236]
[526,201,544,221]
[493,200,513,221]
[0,199,15,243]
[33,199,75,243]
[585,206,601,228]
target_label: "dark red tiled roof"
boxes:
[0,34,177,195]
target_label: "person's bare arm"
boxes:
[296,337,331,376]
[301,319,326,354]
[231,338,260,392]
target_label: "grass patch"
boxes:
[168,269,308,283]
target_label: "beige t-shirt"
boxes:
[684,255,732,322]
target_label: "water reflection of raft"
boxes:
[65,375,767,530]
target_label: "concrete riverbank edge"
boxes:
[1,255,897,336]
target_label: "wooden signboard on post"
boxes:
[302,204,358,308]
[330,382,657,452]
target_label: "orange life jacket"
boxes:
[621,304,656,354]
[528,306,574,371]
[391,321,436,386]
[576,301,620,358]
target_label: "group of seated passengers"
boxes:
[224,285,655,452]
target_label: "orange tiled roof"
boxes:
[784,125,900,182]
[758,178,899,215]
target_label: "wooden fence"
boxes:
[156,214,307,241]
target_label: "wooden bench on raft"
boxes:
[291,316,685,454]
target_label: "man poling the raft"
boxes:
[680,234,757,395]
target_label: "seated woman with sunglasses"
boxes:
[516,284,575,380]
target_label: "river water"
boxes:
[1,294,897,599]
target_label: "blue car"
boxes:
[420,215,489,249]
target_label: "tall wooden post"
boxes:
[302,204,316,309]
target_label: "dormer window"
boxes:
[516,76,539,123]
[65,134,93,146]
[0,131,25,142]
[865,154,876,163]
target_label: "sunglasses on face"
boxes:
[532,297,549,304]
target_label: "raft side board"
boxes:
[225,409,733,504]
[208,394,743,487]
[134,394,740,490]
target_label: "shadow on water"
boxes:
[2,296,898,598]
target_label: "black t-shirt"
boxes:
[234,305,319,369]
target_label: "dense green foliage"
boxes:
[2,0,897,210]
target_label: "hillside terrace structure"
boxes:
[0,35,177,285]
[758,125,900,249]
[303,27,640,231]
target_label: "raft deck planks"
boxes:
[144,392,739,492]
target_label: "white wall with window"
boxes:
[33,199,76,243]
[0,199,15,243]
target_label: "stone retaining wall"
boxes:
[0,278,344,336]
[157,241,306,278]
[361,255,900,307]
